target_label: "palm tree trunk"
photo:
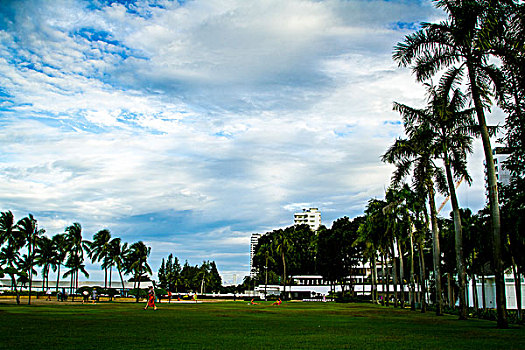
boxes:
[418,238,427,313]
[472,272,479,310]
[381,253,386,306]
[428,183,443,315]
[481,266,486,310]
[467,63,507,328]
[9,273,21,305]
[118,267,125,292]
[136,269,142,303]
[281,251,287,300]
[56,264,61,292]
[444,157,467,319]
[383,253,389,306]
[447,274,453,308]
[511,261,522,320]
[397,238,405,308]
[28,240,32,305]
[391,241,398,308]
[409,228,415,311]
[372,254,377,303]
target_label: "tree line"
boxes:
[157,254,222,294]
[253,0,524,328]
[0,213,153,304]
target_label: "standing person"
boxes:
[91,288,97,304]
[193,293,198,303]
[82,290,89,304]
[144,286,157,310]
[168,290,172,303]
[46,288,52,301]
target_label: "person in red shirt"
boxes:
[144,286,157,310]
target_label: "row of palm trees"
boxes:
[372,0,524,328]
[0,211,152,304]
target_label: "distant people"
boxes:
[82,290,89,304]
[144,286,157,311]
[167,291,172,303]
[92,288,97,304]
[250,299,258,305]
[46,288,52,301]
[193,293,198,303]
[272,298,282,306]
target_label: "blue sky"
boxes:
[0,0,502,284]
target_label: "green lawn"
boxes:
[1,301,523,349]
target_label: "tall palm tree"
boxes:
[393,68,477,319]
[64,223,90,294]
[0,211,26,304]
[51,233,68,293]
[256,241,275,299]
[126,241,151,302]
[393,0,507,327]
[383,123,448,315]
[108,238,129,292]
[357,200,386,304]
[17,214,44,305]
[89,229,112,288]
[63,254,89,292]
[273,229,292,299]
[35,235,54,291]
[0,211,16,246]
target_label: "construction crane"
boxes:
[437,175,465,214]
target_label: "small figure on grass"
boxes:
[144,286,157,311]
[193,293,198,303]
[82,290,89,304]
[91,288,97,304]
[168,290,172,303]
[250,299,259,305]
[46,288,52,301]
[272,298,282,306]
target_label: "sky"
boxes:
[0,0,504,284]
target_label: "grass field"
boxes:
[1,300,524,349]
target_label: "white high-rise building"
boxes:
[485,147,512,200]
[294,208,321,231]
[493,147,512,186]
[250,233,262,277]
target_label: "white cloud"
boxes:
[2,0,494,283]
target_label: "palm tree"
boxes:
[383,122,448,316]
[51,233,68,293]
[17,214,44,305]
[63,254,89,293]
[357,201,384,304]
[89,229,112,288]
[35,235,54,291]
[126,241,151,302]
[393,0,507,327]
[64,223,90,294]
[393,68,477,319]
[0,211,26,304]
[0,211,16,245]
[108,238,129,292]
[273,229,292,299]
[256,241,275,299]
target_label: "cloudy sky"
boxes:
[0,0,503,284]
